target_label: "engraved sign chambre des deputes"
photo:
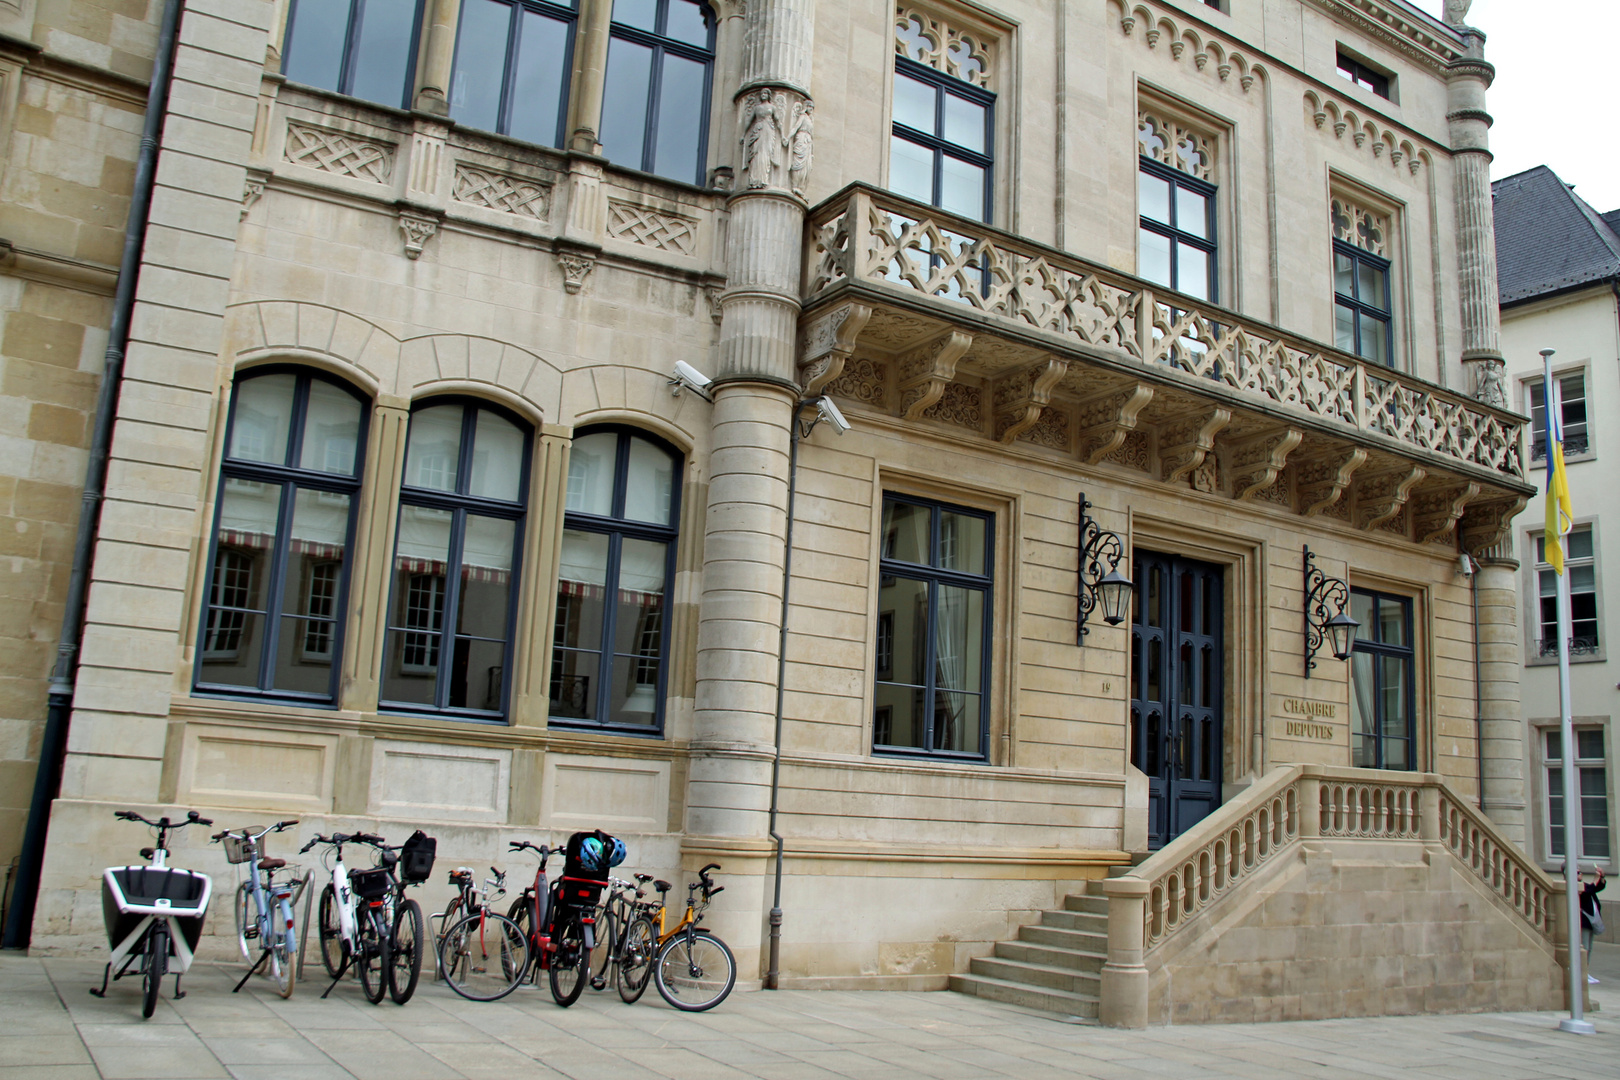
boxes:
[1277,696,1339,740]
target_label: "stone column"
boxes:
[1475,549,1527,846]
[686,0,814,979]
[567,0,615,152]
[1099,877,1150,1028]
[1446,28,1504,405]
[413,0,461,115]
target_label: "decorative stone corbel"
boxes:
[1158,407,1231,485]
[1076,384,1155,464]
[241,169,269,220]
[1230,427,1304,502]
[1413,482,1480,545]
[1355,465,1426,531]
[706,284,726,325]
[798,303,873,395]
[397,207,441,260]
[1297,447,1367,517]
[898,331,972,419]
[993,356,1069,444]
[554,244,598,294]
[1459,495,1528,558]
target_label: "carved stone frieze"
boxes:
[607,199,699,255]
[1077,384,1155,464]
[798,303,873,395]
[1158,407,1231,485]
[993,357,1068,444]
[1459,495,1528,558]
[1017,407,1070,452]
[284,121,394,184]
[921,382,982,430]
[826,356,888,409]
[1413,482,1480,545]
[453,164,550,219]
[1230,427,1304,502]
[898,331,972,419]
[1356,465,1426,531]
[1104,430,1152,472]
[398,209,440,260]
[1297,447,1368,517]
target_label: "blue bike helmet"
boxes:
[605,836,627,868]
[578,835,605,873]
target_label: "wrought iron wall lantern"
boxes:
[1303,544,1359,677]
[1078,493,1133,641]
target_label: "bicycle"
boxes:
[612,872,670,1004]
[90,809,213,1018]
[650,863,735,1012]
[211,820,303,1000]
[586,876,639,996]
[505,840,596,1007]
[301,831,419,1005]
[432,864,506,981]
[439,862,529,1002]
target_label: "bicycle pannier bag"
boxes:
[348,867,392,901]
[399,829,437,884]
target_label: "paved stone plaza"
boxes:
[0,947,1616,1080]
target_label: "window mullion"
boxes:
[924,576,939,754]
[437,508,469,710]
[257,480,298,692]
[339,0,367,96]
[598,529,624,723]
[498,0,524,136]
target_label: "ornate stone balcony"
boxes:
[798,185,1533,552]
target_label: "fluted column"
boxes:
[413,0,461,115]
[1475,552,1527,847]
[567,0,615,151]
[1446,28,1504,403]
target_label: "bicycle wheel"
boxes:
[318,884,348,978]
[589,907,616,991]
[431,896,462,981]
[389,898,424,1004]
[653,929,736,1012]
[439,912,528,1002]
[355,908,390,1004]
[548,910,588,1007]
[616,914,656,1004]
[269,895,296,999]
[141,923,167,1019]
[234,882,255,963]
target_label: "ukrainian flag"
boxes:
[1544,378,1574,575]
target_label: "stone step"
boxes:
[996,939,1105,974]
[949,972,1100,1019]
[969,954,1102,996]
[1063,893,1109,916]
[1019,923,1107,954]
[1039,908,1108,933]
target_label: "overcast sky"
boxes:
[1418,0,1620,212]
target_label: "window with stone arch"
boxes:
[549,426,683,734]
[196,368,369,704]
[381,398,532,721]
[889,4,998,223]
[282,0,427,110]
[1331,192,1396,365]
[1136,105,1219,303]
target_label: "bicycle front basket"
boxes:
[221,834,256,864]
[349,867,392,901]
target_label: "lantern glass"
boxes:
[1098,567,1134,626]
[1327,609,1359,661]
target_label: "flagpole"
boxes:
[1546,349,1594,1035]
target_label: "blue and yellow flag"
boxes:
[1544,379,1574,575]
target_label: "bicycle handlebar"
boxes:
[116,809,213,830]
[507,841,551,857]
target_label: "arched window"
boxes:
[550,427,681,733]
[197,369,368,702]
[598,0,715,186]
[382,400,531,720]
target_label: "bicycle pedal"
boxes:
[243,927,259,940]
[590,977,606,990]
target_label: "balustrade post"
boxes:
[1297,774,1321,839]
[1353,364,1367,431]
[1136,289,1155,361]
[1099,877,1151,1028]
[846,189,874,279]
[1420,777,1442,842]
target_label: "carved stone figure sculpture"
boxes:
[787,101,814,197]
[742,89,784,190]
[1443,0,1472,25]
[1474,358,1507,408]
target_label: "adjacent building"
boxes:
[1494,163,1619,938]
[2,0,1563,1019]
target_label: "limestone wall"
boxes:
[1147,837,1564,1023]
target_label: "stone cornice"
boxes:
[0,238,119,295]
[0,30,150,108]
[1299,0,1466,72]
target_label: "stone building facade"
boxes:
[6,0,1550,1008]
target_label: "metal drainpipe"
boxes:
[1471,558,1484,809]
[764,402,808,989]
[1,0,185,949]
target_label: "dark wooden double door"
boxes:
[1129,551,1224,848]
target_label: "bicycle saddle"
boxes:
[634,873,653,883]
[654,879,672,893]
[258,857,287,871]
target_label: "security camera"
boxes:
[814,396,850,435]
[669,360,713,401]
[1458,553,1475,577]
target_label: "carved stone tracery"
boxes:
[895,5,993,87]
[1138,109,1214,181]
[1331,195,1390,257]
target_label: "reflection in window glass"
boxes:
[1137,159,1216,301]
[1332,240,1392,366]
[282,0,422,109]
[889,58,994,223]
[601,0,714,185]
[451,0,577,148]
[1349,589,1413,770]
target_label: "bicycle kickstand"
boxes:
[87,963,111,998]
[319,956,351,1000]
[172,973,186,1000]
[231,949,271,994]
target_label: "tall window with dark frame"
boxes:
[1348,589,1414,770]
[1333,241,1392,365]
[197,369,367,703]
[1137,159,1216,303]
[449,0,578,148]
[1546,726,1611,862]
[549,428,681,733]
[1536,528,1600,657]
[381,400,530,720]
[1529,373,1589,460]
[888,57,995,223]
[281,0,425,110]
[1337,51,1391,99]
[598,0,715,186]
[873,495,992,761]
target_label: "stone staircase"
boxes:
[947,876,1116,1018]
